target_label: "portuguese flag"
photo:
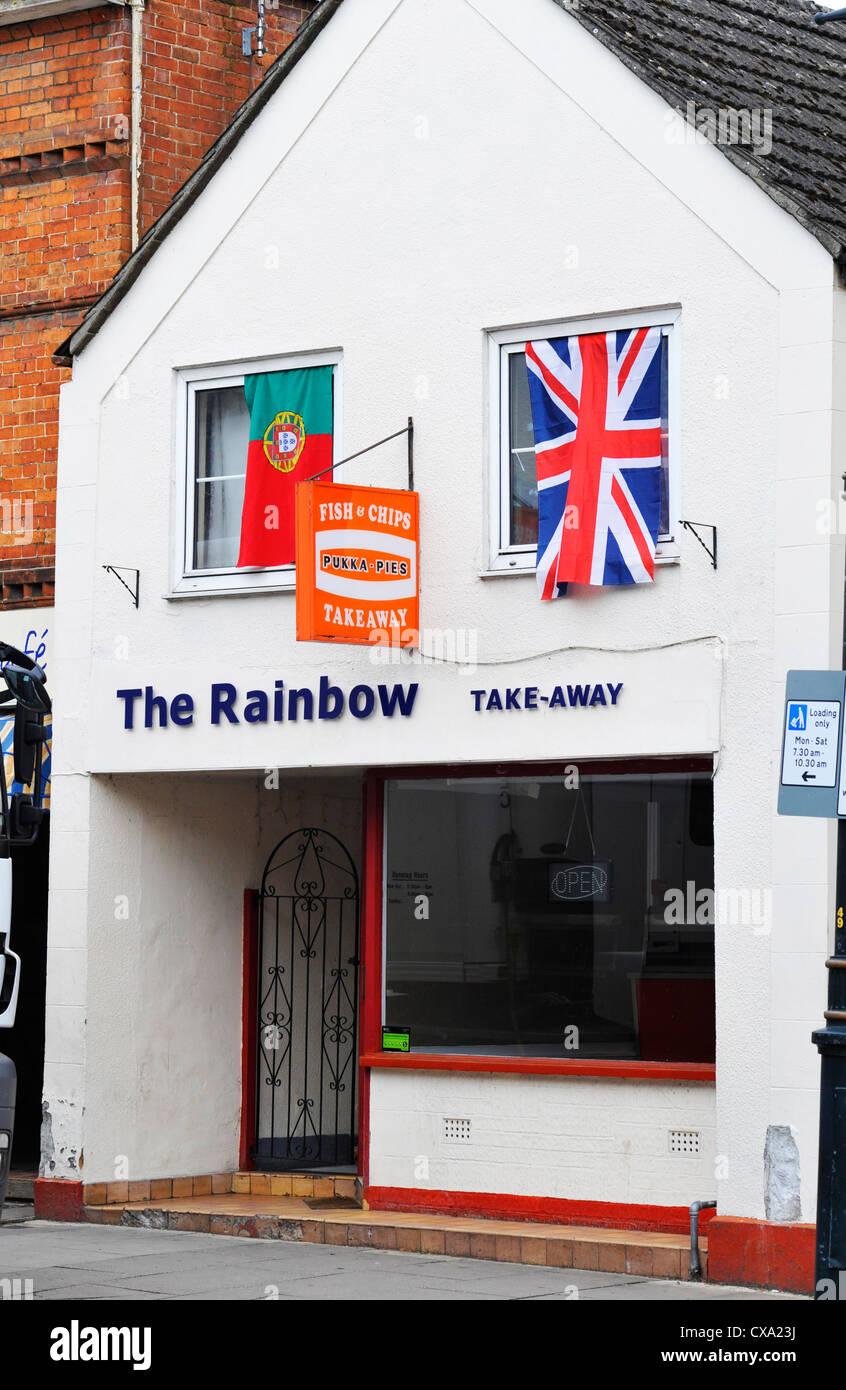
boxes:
[237,365,334,568]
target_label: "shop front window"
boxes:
[383,767,715,1062]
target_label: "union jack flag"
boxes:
[525,328,665,599]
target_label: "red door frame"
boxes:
[240,888,260,1171]
[241,863,367,1177]
[358,770,383,1187]
[242,815,371,1178]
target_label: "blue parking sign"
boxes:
[788,703,807,731]
[779,671,846,818]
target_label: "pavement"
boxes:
[1,1202,33,1224]
[0,1220,804,1300]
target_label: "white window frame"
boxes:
[486,308,682,576]
[170,350,343,598]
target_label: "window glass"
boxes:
[505,332,672,551]
[192,385,249,571]
[508,350,538,547]
[659,337,670,537]
[384,770,714,1062]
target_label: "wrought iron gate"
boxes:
[253,828,359,1169]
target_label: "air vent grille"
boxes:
[668,1129,701,1155]
[443,1117,471,1143]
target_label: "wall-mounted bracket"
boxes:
[678,520,717,570]
[242,0,266,56]
[307,417,415,492]
[102,565,139,608]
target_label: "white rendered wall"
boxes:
[49,770,362,1185]
[47,0,839,1214]
[756,283,846,1226]
[370,1071,715,1208]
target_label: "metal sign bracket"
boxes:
[679,519,717,570]
[102,565,139,608]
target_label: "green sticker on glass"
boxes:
[382,1027,410,1052]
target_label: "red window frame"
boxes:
[359,757,716,1092]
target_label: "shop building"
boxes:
[39,0,846,1291]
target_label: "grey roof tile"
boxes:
[560,0,846,258]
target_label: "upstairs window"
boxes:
[488,310,680,574]
[175,353,342,596]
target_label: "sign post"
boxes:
[778,669,846,1298]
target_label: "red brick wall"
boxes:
[140,2,315,232]
[0,5,131,605]
[0,0,315,608]
[0,311,83,608]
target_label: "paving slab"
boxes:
[114,1268,306,1298]
[176,1287,300,1301]
[1,1204,34,1224]
[27,1283,167,1301]
[574,1279,800,1301]
[406,1261,642,1291]
[253,1273,505,1301]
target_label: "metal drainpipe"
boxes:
[689,1200,717,1280]
[129,0,145,251]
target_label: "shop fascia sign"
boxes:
[114,674,625,730]
[115,675,420,730]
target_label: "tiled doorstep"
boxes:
[83,1195,701,1280]
[83,1173,360,1205]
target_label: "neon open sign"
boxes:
[548,861,613,904]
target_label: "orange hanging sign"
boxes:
[295,480,419,646]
